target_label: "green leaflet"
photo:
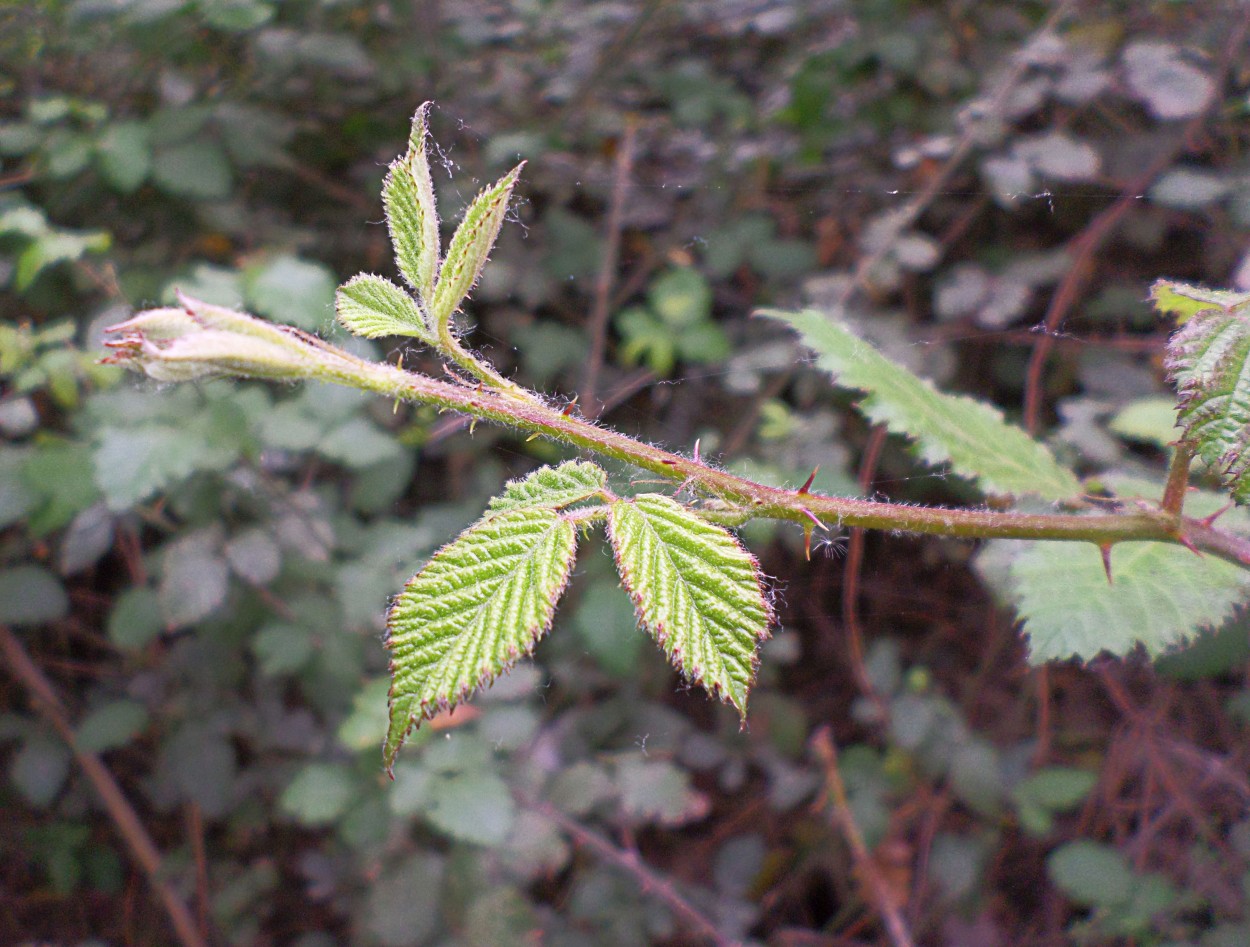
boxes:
[763,308,1081,501]
[384,103,441,305]
[335,273,433,343]
[983,538,1250,663]
[385,507,577,770]
[487,460,607,513]
[606,493,772,717]
[1155,280,1250,504]
[1150,278,1250,326]
[429,162,523,332]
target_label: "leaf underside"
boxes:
[385,506,577,770]
[1158,281,1250,504]
[607,493,772,717]
[990,538,1250,663]
[487,460,607,513]
[763,308,1081,501]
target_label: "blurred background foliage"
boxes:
[2,0,1250,944]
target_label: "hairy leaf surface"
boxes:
[430,163,523,330]
[384,103,441,304]
[764,308,1080,501]
[335,273,433,343]
[385,507,577,769]
[984,538,1250,663]
[1156,280,1250,504]
[487,461,607,513]
[607,493,771,716]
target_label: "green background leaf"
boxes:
[985,536,1250,663]
[764,309,1081,500]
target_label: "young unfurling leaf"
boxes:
[428,162,524,334]
[335,273,435,343]
[384,102,441,307]
[607,493,772,717]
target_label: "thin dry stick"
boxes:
[811,727,916,947]
[186,802,212,941]
[527,798,736,947]
[842,425,890,721]
[580,116,639,415]
[0,625,209,947]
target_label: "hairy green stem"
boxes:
[309,351,1250,569]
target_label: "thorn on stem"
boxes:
[800,507,829,533]
[1178,534,1204,558]
[1200,502,1233,528]
[804,524,813,561]
[692,438,701,464]
[798,466,820,495]
[1099,543,1113,584]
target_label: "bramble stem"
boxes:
[307,350,1250,569]
[1161,443,1193,517]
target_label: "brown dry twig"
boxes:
[580,115,639,415]
[0,624,210,947]
[811,727,916,947]
[525,796,737,947]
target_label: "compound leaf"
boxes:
[384,103,441,305]
[607,493,772,717]
[763,309,1081,501]
[335,273,433,343]
[985,537,1250,663]
[429,162,523,331]
[1156,280,1250,504]
[385,507,577,769]
[487,461,607,514]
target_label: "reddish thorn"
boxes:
[1178,535,1204,558]
[800,507,829,532]
[661,459,677,465]
[803,524,813,562]
[562,396,579,417]
[798,466,820,495]
[1200,502,1233,528]
[1099,543,1114,584]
